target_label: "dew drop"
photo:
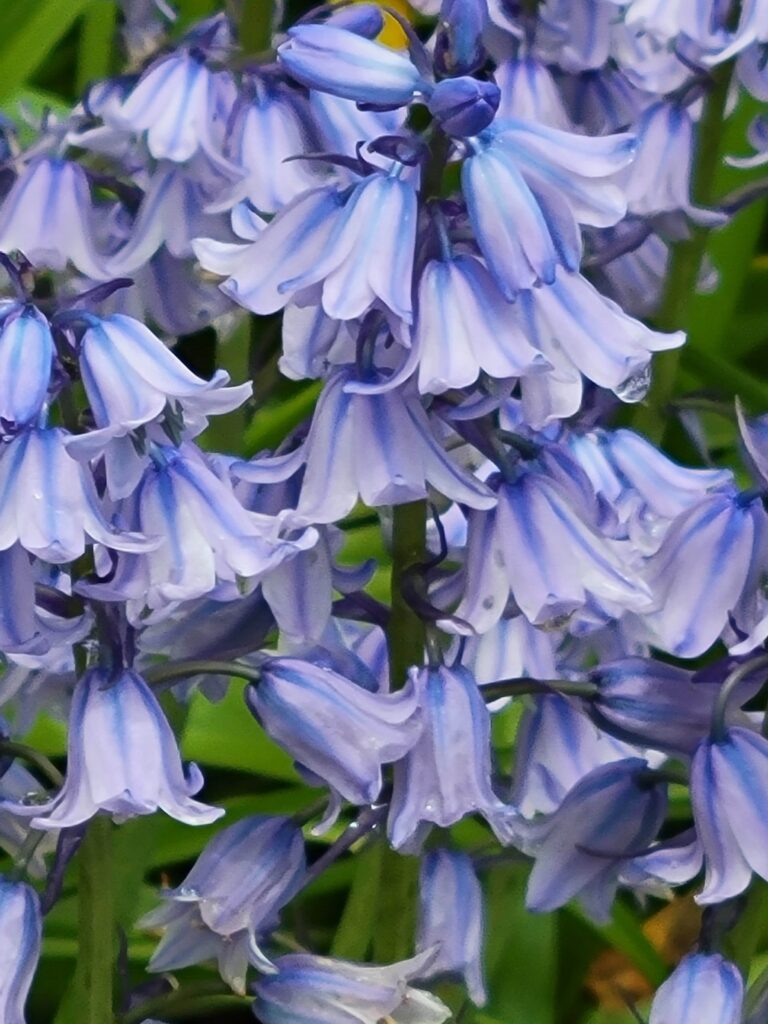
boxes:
[614,366,651,403]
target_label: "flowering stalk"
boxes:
[75,817,115,1024]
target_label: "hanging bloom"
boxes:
[642,489,766,658]
[416,850,487,1006]
[0,158,108,280]
[104,164,234,275]
[211,81,320,214]
[691,726,768,904]
[388,665,516,851]
[433,0,488,75]
[219,166,419,323]
[625,102,725,224]
[277,24,427,106]
[0,878,41,1024]
[76,313,251,437]
[462,122,635,296]
[0,304,53,427]
[414,254,551,393]
[80,442,317,617]
[455,463,652,634]
[512,693,645,818]
[19,668,223,829]
[116,50,235,162]
[589,658,720,754]
[253,949,450,1024]
[0,427,153,563]
[142,815,306,990]
[649,953,744,1024]
[246,656,422,810]
[233,369,495,526]
[521,271,684,398]
[524,758,668,920]
[495,56,570,128]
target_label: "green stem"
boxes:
[371,502,429,965]
[0,740,63,787]
[75,816,116,1024]
[481,678,598,701]
[238,0,275,55]
[143,658,263,688]
[387,501,427,690]
[631,65,734,443]
[121,982,246,1024]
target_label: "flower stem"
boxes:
[631,63,733,443]
[387,501,427,690]
[481,677,598,701]
[0,739,63,787]
[75,816,116,1024]
[143,658,263,689]
[238,0,275,55]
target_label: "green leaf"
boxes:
[75,1,118,94]
[331,840,384,960]
[484,865,557,1024]
[244,380,322,455]
[181,684,299,781]
[0,0,96,102]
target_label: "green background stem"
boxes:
[632,65,733,442]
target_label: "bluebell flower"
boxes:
[569,427,733,524]
[495,57,571,128]
[388,665,516,852]
[0,427,153,563]
[416,850,487,1006]
[217,167,420,324]
[117,50,235,162]
[433,0,488,75]
[427,78,500,137]
[206,187,341,314]
[414,254,551,393]
[537,0,618,71]
[622,0,734,50]
[524,758,667,919]
[512,693,643,818]
[142,815,306,989]
[589,658,721,755]
[277,24,427,106]
[0,304,53,427]
[517,270,684,397]
[0,158,108,280]
[246,656,422,811]
[626,102,726,224]
[76,312,251,437]
[643,489,765,657]
[79,442,317,617]
[253,949,451,1024]
[691,726,768,903]
[105,164,234,274]
[462,121,635,295]
[19,668,223,829]
[212,81,319,214]
[233,369,495,526]
[455,464,652,634]
[558,67,643,136]
[649,953,743,1024]
[0,761,56,876]
[0,878,41,1024]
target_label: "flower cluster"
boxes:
[1,0,768,1022]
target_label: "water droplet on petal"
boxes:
[614,366,651,403]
